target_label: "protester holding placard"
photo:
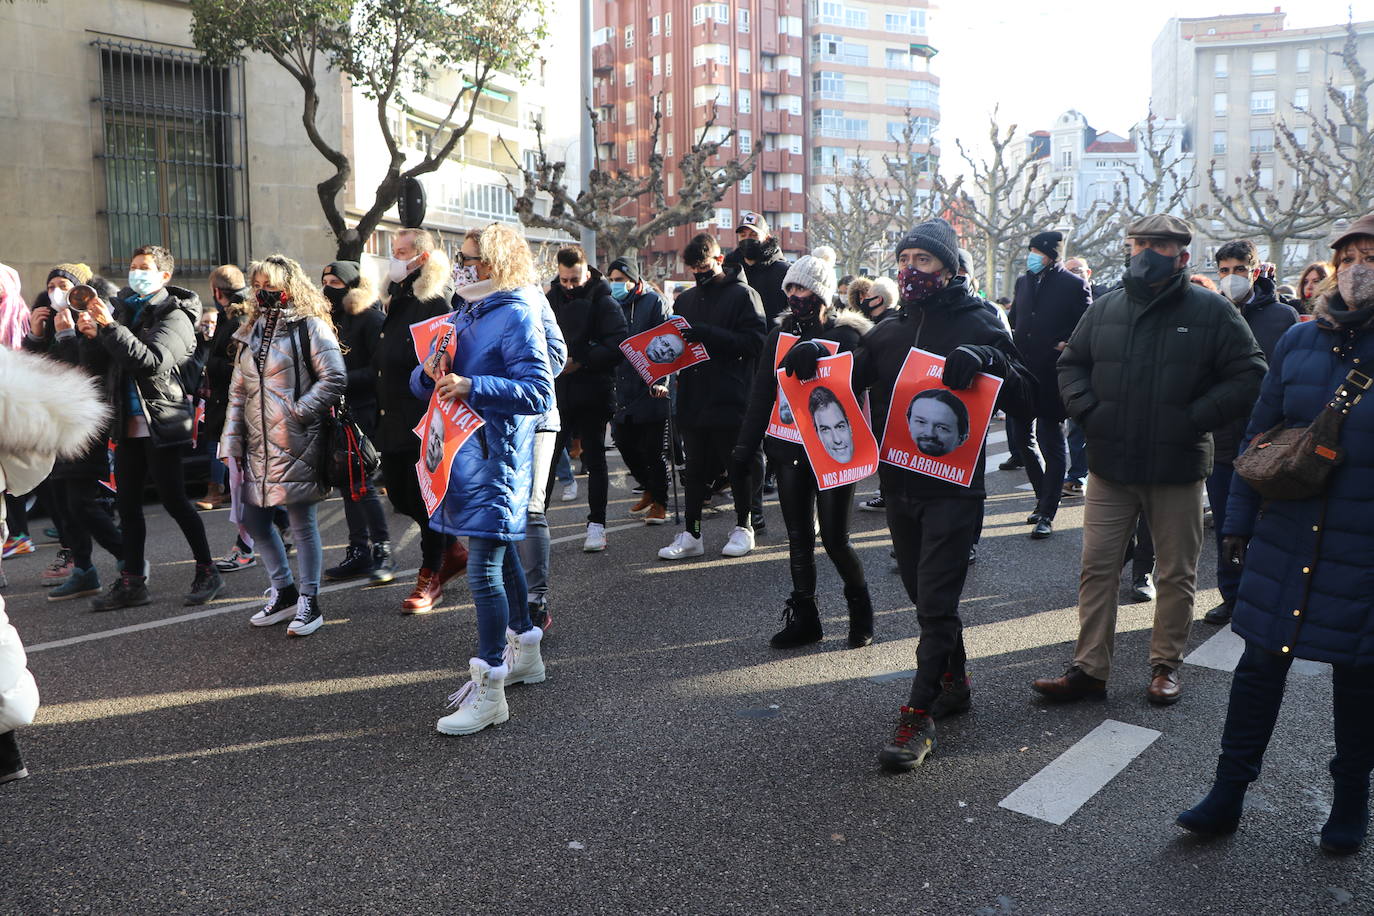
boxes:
[735,250,875,650]
[847,218,1034,774]
[609,257,673,526]
[411,223,555,738]
[658,234,767,561]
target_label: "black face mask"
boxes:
[693,269,718,286]
[322,285,348,309]
[737,238,762,261]
[256,289,285,310]
[788,293,820,323]
[1127,249,1179,286]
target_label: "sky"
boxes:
[933,0,1374,176]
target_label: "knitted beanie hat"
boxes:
[48,263,93,286]
[782,247,838,304]
[895,218,959,273]
[1029,230,1064,261]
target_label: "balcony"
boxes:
[780,190,805,212]
[779,229,806,252]
[778,111,802,134]
[781,35,804,57]
[761,189,782,211]
[760,149,781,171]
[595,121,615,145]
[593,82,612,107]
[761,110,780,132]
[692,61,724,86]
[760,71,779,94]
[592,44,613,72]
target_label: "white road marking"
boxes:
[27,523,648,654]
[985,452,1012,473]
[987,430,1007,446]
[999,719,1161,825]
[1184,623,1246,673]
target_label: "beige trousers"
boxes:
[1074,473,1205,681]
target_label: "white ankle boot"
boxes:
[503,626,546,685]
[435,659,509,736]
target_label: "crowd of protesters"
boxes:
[1,207,1371,857]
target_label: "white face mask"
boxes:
[48,287,69,309]
[1219,274,1252,304]
[389,255,419,284]
[128,268,163,298]
[452,264,478,288]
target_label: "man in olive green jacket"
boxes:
[1032,215,1266,706]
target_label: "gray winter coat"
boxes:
[220,310,346,507]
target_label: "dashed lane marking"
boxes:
[1183,623,1246,673]
[998,719,1161,825]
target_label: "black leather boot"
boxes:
[1322,665,1374,854]
[844,584,874,648]
[769,594,822,649]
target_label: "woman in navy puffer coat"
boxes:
[410,224,555,739]
[1178,214,1374,855]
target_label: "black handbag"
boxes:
[288,320,381,497]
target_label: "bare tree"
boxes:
[1197,155,1331,276]
[947,110,1065,299]
[807,158,894,277]
[506,101,758,265]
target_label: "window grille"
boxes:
[93,38,248,276]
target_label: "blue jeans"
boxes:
[554,449,574,485]
[1205,461,1241,604]
[518,430,558,608]
[1066,420,1088,483]
[468,536,533,667]
[242,502,322,596]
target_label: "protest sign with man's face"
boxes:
[645,333,685,364]
[810,387,855,463]
[907,390,969,457]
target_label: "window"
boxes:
[885,11,921,34]
[738,88,751,113]
[1059,149,1073,169]
[1249,90,1274,114]
[1053,181,1071,201]
[779,55,802,76]
[781,93,802,115]
[885,48,911,71]
[1251,51,1276,75]
[592,26,613,45]
[625,101,635,125]
[462,183,518,223]
[786,133,802,154]
[624,62,634,86]
[627,139,637,163]
[665,12,671,35]
[693,85,730,107]
[650,15,659,35]
[789,213,803,233]
[1294,87,1309,110]
[1296,48,1310,73]
[666,134,674,157]
[1293,126,1309,147]
[815,70,844,100]
[778,15,802,36]
[652,55,661,77]
[739,49,750,73]
[1212,130,1227,154]
[845,8,868,28]
[1214,92,1227,117]
[739,173,753,194]
[1341,85,1356,103]
[692,43,730,67]
[815,109,867,139]
[814,34,867,66]
[815,0,843,25]
[716,207,732,229]
[693,3,728,25]
[665,92,673,116]
[1250,128,1274,153]
[625,25,634,48]
[1257,167,1273,189]
[812,145,845,174]
[738,128,752,154]
[738,8,749,32]
[1214,54,1228,78]
[95,39,247,273]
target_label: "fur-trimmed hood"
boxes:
[0,347,110,460]
[386,249,452,308]
[342,273,380,315]
[772,307,874,336]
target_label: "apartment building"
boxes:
[592,0,811,279]
[1152,9,1374,264]
[808,0,939,210]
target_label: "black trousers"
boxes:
[53,478,123,570]
[1022,413,1068,520]
[547,408,612,525]
[114,439,212,575]
[3,493,28,538]
[613,419,670,507]
[886,494,982,710]
[380,449,452,570]
[680,425,757,536]
[773,452,865,597]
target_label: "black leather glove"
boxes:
[1221,536,1249,569]
[680,324,710,345]
[941,345,1005,390]
[780,340,827,380]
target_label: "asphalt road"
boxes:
[1,434,1368,915]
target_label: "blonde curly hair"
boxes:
[246,254,335,332]
[478,223,538,291]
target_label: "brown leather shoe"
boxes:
[629,494,654,515]
[401,568,442,614]
[1032,664,1107,702]
[643,502,667,525]
[1147,665,1182,705]
[437,540,469,585]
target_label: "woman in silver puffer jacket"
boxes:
[220,255,346,637]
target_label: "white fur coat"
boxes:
[0,346,111,498]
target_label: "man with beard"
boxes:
[907,389,970,458]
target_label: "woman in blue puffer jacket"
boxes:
[410,223,555,738]
[1178,213,1374,855]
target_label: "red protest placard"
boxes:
[767,333,839,443]
[618,316,710,385]
[413,394,486,518]
[411,314,458,377]
[776,351,879,491]
[878,348,1002,488]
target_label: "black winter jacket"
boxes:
[1057,270,1266,485]
[200,307,247,443]
[738,310,873,463]
[737,250,793,324]
[1212,278,1298,464]
[671,265,767,428]
[372,262,451,453]
[1011,263,1092,418]
[546,267,628,415]
[613,286,672,424]
[332,286,385,439]
[79,285,202,447]
[858,277,1035,502]
[22,293,112,478]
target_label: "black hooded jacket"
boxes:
[1011,262,1092,418]
[857,277,1035,502]
[23,290,113,477]
[1212,277,1298,463]
[727,239,792,323]
[372,261,451,453]
[546,266,629,415]
[671,264,767,428]
[613,285,672,424]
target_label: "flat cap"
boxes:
[1127,214,1192,245]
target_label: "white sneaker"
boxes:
[658,531,704,560]
[583,522,607,552]
[436,659,510,736]
[560,480,579,502]
[503,626,546,685]
[721,526,755,558]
